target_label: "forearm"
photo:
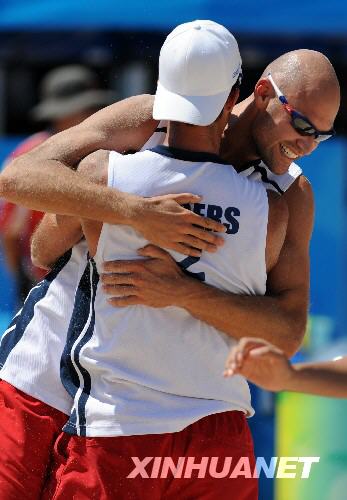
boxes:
[176,278,304,356]
[1,156,141,225]
[284,358,347,398]
[0,94,157,223]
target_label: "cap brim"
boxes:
[153,81,230,126]
[31,90,116,121]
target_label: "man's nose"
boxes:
[296,136,318,156]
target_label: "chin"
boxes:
[272,163,291,175]
[262,156,290,176]
[269,152,293,175]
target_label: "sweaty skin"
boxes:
[224,338,347,399]
[23,50,340,356]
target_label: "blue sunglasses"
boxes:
[267,73,335,143]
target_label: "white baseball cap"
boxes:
[153,20,242,126]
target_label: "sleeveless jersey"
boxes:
[0,242,88,413]
[62,145,269,437]
[0,126,167,414]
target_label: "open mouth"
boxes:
[280,143,298,160]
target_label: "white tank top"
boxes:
[0,126,168,414]
[62,145,269,437]
[0,242,88,413]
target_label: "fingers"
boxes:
[137,245,173,260]
[188,212,226,233]
[224,338,265,377]
[102,274,137,286]
[103,260,145,273]
[224,338,283,378]
[103,284,136,296]
[185,226,224,250]
[224,350,253,378]
[107,296,141,307]
[171,243,202,257]
[224,346,239,377]
[168,193,202,205]
[179,235,219,253]
[249,345,283,358]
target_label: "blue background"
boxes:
[0,0,346,35]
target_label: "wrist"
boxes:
[115,193,144,226]
[282,364,301,392]
[174,275,204,310]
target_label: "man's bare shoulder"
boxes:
[283,175,314,213]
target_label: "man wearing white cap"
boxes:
[41,20,287,499]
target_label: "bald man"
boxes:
[94,50,339,349]
[0,49,340,496]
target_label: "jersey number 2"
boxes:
[177,256,205,282]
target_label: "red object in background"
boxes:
[0,131,51,281]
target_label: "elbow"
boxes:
[31,254,51,271]
[31,243,52,271]
[31,255,51,271]
[282,314,307,358]
[0,172,13,200]
[0,160,19,201]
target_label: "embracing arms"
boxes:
[2,85,313,356]
[102,178,313,356]
[2,95,225,257]
[33,172,312,357]
[31,149,225,269]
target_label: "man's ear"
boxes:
[254,78,274,111]
[224,88,240,112]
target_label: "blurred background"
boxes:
[0,1,346,499]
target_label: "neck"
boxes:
[164,121,222,155]
[220,95,261,170]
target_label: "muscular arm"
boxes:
[30,151,110,269]
[174,177,313,355]
[0,95,156,216]
[103,176,313,356]
[225,338,347,398]
[0,94,225,256]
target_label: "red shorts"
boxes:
[0,380,68,500]
[43,411,258,500]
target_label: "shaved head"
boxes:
[261,49,340,108]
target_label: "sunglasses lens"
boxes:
[314,134,333,143]
[292,116,316,135]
